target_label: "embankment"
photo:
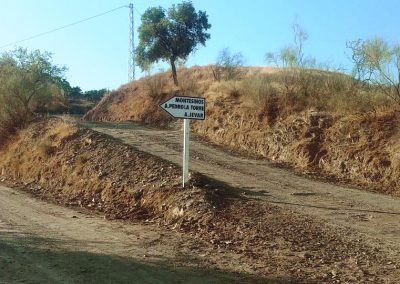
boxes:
[85,66,400,196]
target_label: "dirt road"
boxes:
[0,184,277,283]
[83,121,400,256]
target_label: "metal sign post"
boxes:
[183,119,190,187]
[159,96,206,188]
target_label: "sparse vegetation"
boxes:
[212,48,245,81]
[144,73,168,98]
[347,37,400,104]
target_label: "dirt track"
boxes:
[0,184,276,283]
[82,121,400,256]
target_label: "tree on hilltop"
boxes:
[136,1,211,86]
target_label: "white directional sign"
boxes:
[159,95,206,188]
[160,96,205,120]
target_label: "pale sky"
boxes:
[0,0,399,91]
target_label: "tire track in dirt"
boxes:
[82,121,400,256]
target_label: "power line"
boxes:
[134,6,143,17]
[0,5,127,49]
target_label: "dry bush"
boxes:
[240,74,277,108]
[0,98,28,145]
[143,73,168,98]
[271,69,324,104]
[34,117,77,158]
[324,72,354,94]
[266,69,394,115]
[179,73,200,97]
[325,89,391,114]
[313,72,393,114]
[212,48,244,81]
[210,67,395,119]
[210,80,242,99]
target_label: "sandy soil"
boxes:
[82,121,400,259]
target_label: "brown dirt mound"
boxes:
[0,118,398,283]
[0,118,215,226]
[84,66,400,196]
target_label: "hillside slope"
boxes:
[84,66,400,196]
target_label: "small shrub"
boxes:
[144,74,168,98]
[240,74,277,108]
[212,48,245,81]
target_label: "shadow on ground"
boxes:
[0,233,295,284]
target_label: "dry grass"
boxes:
[235,68,394,117]
[86,65,398,128]
[179,72,201,97]
[75,154,90,167]
[37,140,55,158]
[143,73,169,98]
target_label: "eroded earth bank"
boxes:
[1,118,400,283]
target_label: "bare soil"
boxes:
[1,118,400,283]
[83,120,400,250]
[0,184,268,284]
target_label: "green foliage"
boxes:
[0,47,65,143]
[58,78,107,102]
[56,78,82,98]
[212,48,245,81]
[83,89,108,101]
[136,1,211,85]
[0,48,66,113]
[347,37,400,104]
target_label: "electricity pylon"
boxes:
[128,3,135,81]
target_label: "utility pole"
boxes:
[128,3,135,81]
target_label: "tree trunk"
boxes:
[170,58,178,86]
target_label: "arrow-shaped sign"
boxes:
[159,96,205,120]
